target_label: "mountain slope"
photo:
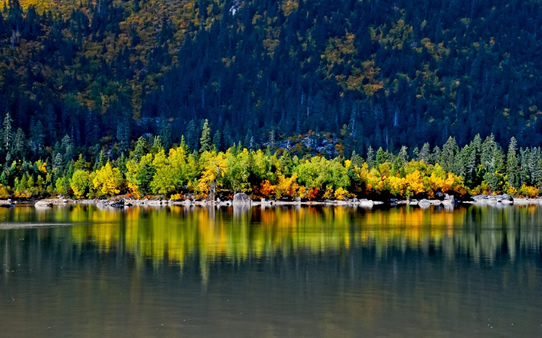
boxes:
[1,0,542,159]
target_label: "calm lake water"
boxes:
[1,204,541,337]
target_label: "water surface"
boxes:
[1,205,541,337]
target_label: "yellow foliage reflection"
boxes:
[2,205,540,278]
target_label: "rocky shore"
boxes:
[18,192,542,211]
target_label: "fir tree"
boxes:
[2,112,13,151]
[200,119,212,152]
[506,137,520,189]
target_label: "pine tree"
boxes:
[93,150,105,171]
[185,120,198,150]
[11,127,26,159]
[213,129,222,150]
[74,154,87,170]
[29,119,45,157]
[440,136,458,174]
[116,120,130,153]
[506,137,520,189]
[2,112,13,151]
[366,146,375,168]
[132,136,148,161]
[159,121,172,150]
[418,143,431,163]
[200,119,212,152]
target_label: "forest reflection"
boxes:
[1,205,541,271]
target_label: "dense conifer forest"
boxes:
[1,0,542,199]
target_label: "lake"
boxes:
[1,204,541,337]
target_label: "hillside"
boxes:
[1,0,542,160]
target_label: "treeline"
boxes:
[2,121,542,201]
[3,0,542,158]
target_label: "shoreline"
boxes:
[11,194,542,210]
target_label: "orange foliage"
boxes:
[257,180,276,198]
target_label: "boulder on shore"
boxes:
[418,199,431,209]
[35,200,54,208]
[97,199,125,209]
[233,193,251,206]
[110,200,125,208]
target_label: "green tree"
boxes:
[225,148,251,192]
[200,119,212,153]
[70,169,91,198]
[506,137,520,189]
[2,112,13,153]
[366,146,375,168]
[440,136,458,174]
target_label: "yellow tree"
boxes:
[275,172,299,199]
[70,169,91,199]
[404,170,426,198]
[93,162,124,197]
[197,151,227,198]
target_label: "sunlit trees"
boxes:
[93,162,124,197]
[225,148,251,193]
[126,153,155,197]
[197,151,227,198]
[70,169,91,198]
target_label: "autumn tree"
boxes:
[93,162,124,197]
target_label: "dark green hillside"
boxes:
[1,0,542,159]
[150,0,542,153]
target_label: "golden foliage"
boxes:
[93,162,124,197]
[275,172,299,199]
[0,185,9,199]
[518,184,540,198]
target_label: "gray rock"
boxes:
[110,200,125,208]
[35,200,54,208]
[499,194,513,202]
[418,199,431,209]
[408,199,418,206]
[473,195,488,201]
[441,196,455,208]
[233,193,251,205]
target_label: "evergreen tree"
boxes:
[11,127,26,159]
[375,147,390,166]
[418,143,431,163]
[2,112,13,151]
[506,137,520,189]
[213,129,222,151]
[29,119,44,157]
[440,136,458,174]
[185,120,198,150]
[200,119,212,152]
[93,150,105,171]
[159,121,172,150]
[132,136,148,161]
[366,146,375,168]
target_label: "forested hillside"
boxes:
[1,0,542,159]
